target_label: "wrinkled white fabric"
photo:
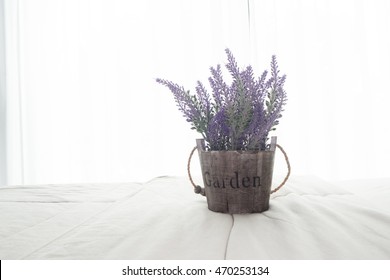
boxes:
[0,176,389,259]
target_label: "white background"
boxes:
[2,0,390,185]
[2,260,390,280]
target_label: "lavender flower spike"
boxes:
[156,49,287,151]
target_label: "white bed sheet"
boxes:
[0,176,389,259]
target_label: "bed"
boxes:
[1,175,389,259]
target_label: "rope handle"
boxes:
[187,144,291,196]
[187,146,206,196]
[270,144,291,194]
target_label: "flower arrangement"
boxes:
[156,49,287,151]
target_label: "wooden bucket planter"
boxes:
[188,136,290,214]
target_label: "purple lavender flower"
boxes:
[156,49,287,151]
[207,109,230,150]
[155,78,209,139]
[265,55,287,132]
[195,81,213,125]
[225,48,241,80]
[208,64,229,110]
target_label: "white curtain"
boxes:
[249,0,390,181]
[1,0,390,185]
[0,0,6,185]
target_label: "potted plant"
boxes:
[156,49,290,214]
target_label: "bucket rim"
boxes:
[196,136,277,153]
